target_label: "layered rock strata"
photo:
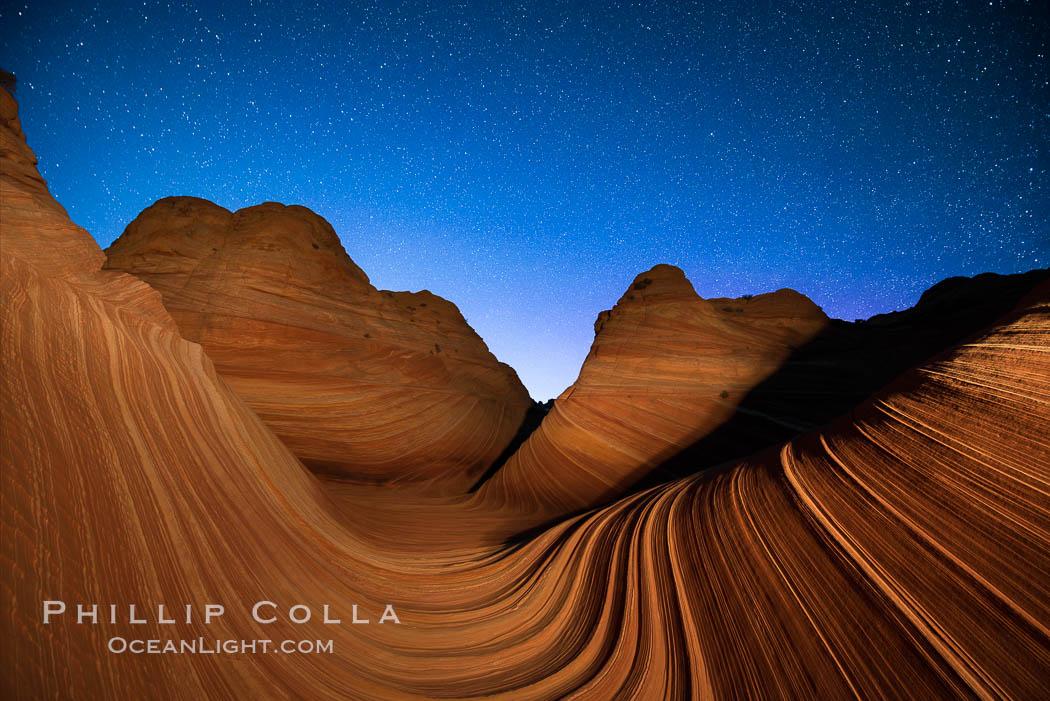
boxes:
[104,197,531,490]
[4,87,1049,699]
[476,264,830,516]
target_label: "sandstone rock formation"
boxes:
[1,84,347,698]
[4,85,1049,698]
[641,266,1050,485]
[103,197,531,490]
[475,263,1050,520]
[475,263,831,517]
[0,82,111,276]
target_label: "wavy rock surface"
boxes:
[4,87,1050,698]
[631,266,1050,491]
[0,85,349,698]
[103,197,530,490]
[475,264,830,517]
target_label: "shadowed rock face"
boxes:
[104,197,531,491]
[641,266,1050,488]
[4,86,1050,699]
[475,263,830,517]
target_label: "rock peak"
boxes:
[618,263,698,306]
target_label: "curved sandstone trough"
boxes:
[3,86,1049,699]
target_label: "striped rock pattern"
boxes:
[4,86,1049,699]
[475,264,830,518]
[103,196,530,490]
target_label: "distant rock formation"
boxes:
[642,266,1050,486]
[475,262,1050,519]
[475,263,830,517]
[104,197,531,491]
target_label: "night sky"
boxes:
[3,1,1047,400]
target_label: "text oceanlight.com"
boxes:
[108,638,334,655]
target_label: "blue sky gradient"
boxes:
[3,0,1046,399]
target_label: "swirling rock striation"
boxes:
[475,264,830,517]
[1,84,348,698]
[477,264,1050,520]
[4,86,1049,699]
[103,197,531,490]
[637,266,1050,489]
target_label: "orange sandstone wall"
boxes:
[104,196,531,490]
[476,263,829,516]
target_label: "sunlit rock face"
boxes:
[475,263,830,517]
[104,197,531,491]
[4,86,1050,699]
